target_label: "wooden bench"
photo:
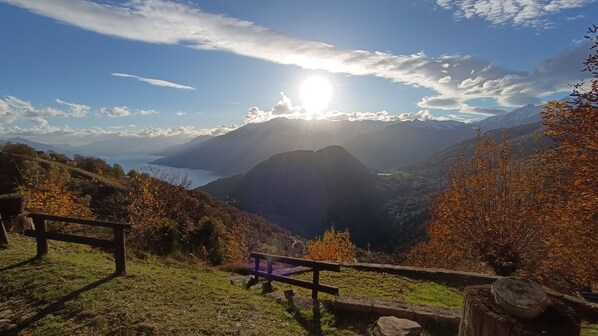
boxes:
[250,252,341,300]
[24,213,131,275]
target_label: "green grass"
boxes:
[0,234,356,335]
[582,322,598,336]
[3,234,594,336]
[289,267,463,308]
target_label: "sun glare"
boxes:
[300,75,332,113]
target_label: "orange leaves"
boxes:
[406,134,549,277]
[304,226,356,262]
[22,178,93,219]
[407,27,598,291]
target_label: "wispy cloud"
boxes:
[1,0,593,114]
[55,98,90,117]
[111,73,195,90]
[436,0,593,27]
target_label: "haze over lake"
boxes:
[102,154,221,188]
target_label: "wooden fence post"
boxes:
[33,216,47,258]
[254,256,260,282]
[0,214,8,245]
[114,228,126,276]
[267,259,273,285]
[312,268,320,300]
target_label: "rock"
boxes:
[370,316,422,336]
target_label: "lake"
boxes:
[101,154,221,189]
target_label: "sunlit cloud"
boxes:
[436,0,593,27]
[244,93,436,124]
[1,0,592,115]
[111,72,195,90]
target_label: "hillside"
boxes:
[0,234,317,335]
[401,122,552,178]
[153,118,478,175]
[344,120,476,171]
[200,145,389,247]
[153,118,385,175]
[0,142,298,264]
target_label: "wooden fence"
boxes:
[250,252,340,300]
[24,213,131,275]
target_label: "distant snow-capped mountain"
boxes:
[474,104,542,132]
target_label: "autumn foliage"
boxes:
[305,226,356,262]
[406,134,549,276]
[407,27,598,291]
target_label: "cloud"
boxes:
[244,93,435,123]
[98,106,131,118]
[3,123,238,145]
[175,111,187,116]
[244,93,305,123]
[55,98,90,117]
[436,0,593,27]
[0,96,69,126]
[97,106,159,118]
[111,72,195,90]
[2,0,593,115]
[138,109,158,116]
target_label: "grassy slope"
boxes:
[0,234,352,335]
[2,234,595,335]
[289,268,463,308]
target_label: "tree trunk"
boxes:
[459,285,580,336]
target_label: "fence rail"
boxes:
[24,213,131,275]
[250,252,341,300]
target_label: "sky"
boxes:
[0,0,596,145]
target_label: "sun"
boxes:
[300,75,332,113]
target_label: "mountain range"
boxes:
[473,104,542,132]
[199,106,550,250]
[154,103,544,175]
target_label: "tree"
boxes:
[20,177,94,232]
[407,27,598,291]
[406,134,549,276]
[305,226,356,262]
[539,26,598,290]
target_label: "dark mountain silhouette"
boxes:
[344,120,476,171]
[153,118,478,175]
[199,145,390,246]
[401,122,552,178]
[153,118,389,175]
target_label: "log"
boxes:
[459,285,580,336]
[491,277,550,319]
